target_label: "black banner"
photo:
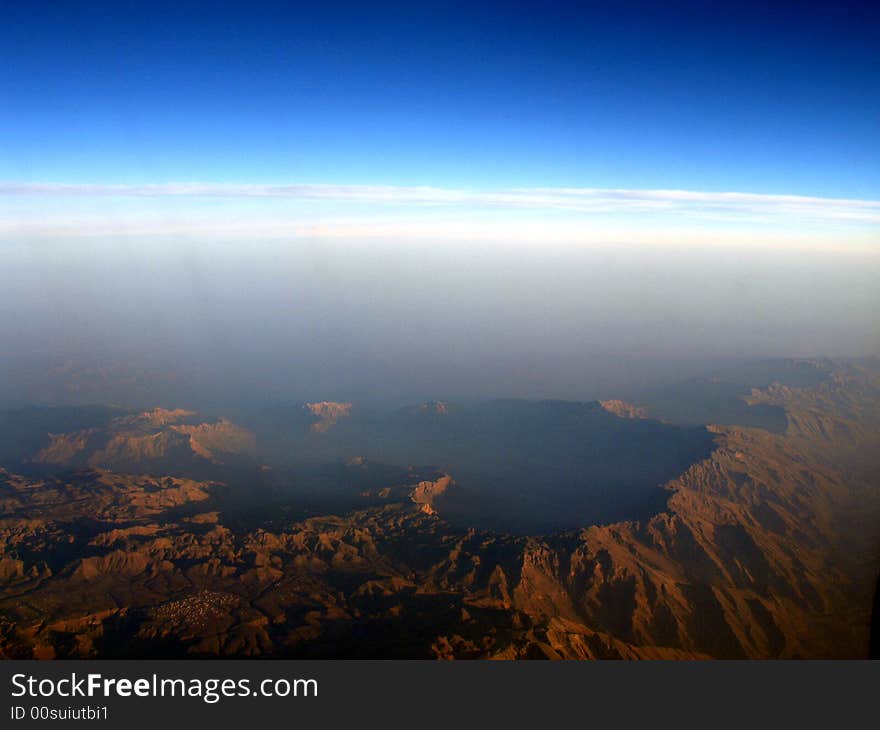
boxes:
[2,660,877,728]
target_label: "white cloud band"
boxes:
[2,182,879,223]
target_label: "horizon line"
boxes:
[2,181,879,223]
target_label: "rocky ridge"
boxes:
[1,360,878,659]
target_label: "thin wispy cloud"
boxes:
[3,182,880,224]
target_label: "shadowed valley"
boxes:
[1,359,879,659]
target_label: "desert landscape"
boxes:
[1,358,878,659]
[2,2,878,668]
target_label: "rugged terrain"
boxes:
[1,359,878,659]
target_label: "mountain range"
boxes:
[1,358,878,658]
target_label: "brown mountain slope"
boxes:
[507,362,880,658]
[30,408,255,472]
[1,360,878,658]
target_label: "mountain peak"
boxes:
[304,401,352,432]
[599,400,647,419]
[417,400,451,415]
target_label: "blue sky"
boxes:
[1,1,879,247]
[2,1,879,194]
[1,2,879,394]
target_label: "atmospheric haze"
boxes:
[1,229,878,409]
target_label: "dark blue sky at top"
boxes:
[1,0,878,197]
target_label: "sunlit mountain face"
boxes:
[1,358,879,658]
[1,2,879,660]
